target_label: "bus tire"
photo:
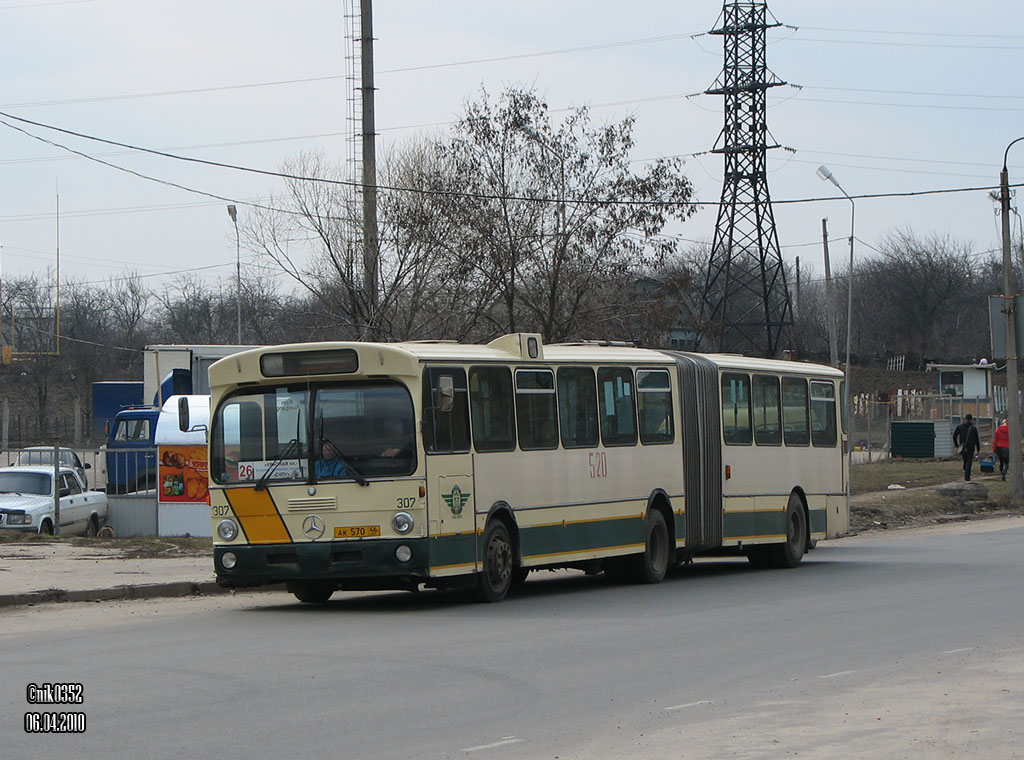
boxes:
[286,580,335,603]
[474,520,513,603]
[777,493,808,568]
[630,509,670,584]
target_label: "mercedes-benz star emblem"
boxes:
[302,514,325,539]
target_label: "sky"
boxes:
[1,0,1023,304]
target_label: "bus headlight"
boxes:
[395,545,412,563]
[217,519,239,541]
[221,552,237,570]
[392,511,414,534]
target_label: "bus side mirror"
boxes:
[438,376,455,413]
[178,396,190,433]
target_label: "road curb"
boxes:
[0,581,284,608]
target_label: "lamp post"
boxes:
[226,204,241,344]
[817,164,855,505]
[999,139,1024,499]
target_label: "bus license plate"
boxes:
[334,525,381,538]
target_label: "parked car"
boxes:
[9,446,92,489]
[0,466,108,536]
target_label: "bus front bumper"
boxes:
[214,538,430,588]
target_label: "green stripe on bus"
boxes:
[519,515,646,559]
[430,533,477,569]
[724,508,828,541]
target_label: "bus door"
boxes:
[421,367,478,576]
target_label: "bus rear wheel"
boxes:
[746,494,807,569]
[474,520,513,603]
[287,580,335,603]
[630,509,670,584]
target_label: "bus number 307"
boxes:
[588,451,607,479]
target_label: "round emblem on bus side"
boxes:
[442,484,469,516]
[303,514,325,539]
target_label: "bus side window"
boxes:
[422,367,471,454]
[598,367,637,446]
[558,366,599,448]
[637,369,674,445]
[515,369,558,450]
[721,373,752,445]
[782,377,810,446]
[752,374,782,446]
[469,366,516,452]
[810,381,838,447]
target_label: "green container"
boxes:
[890,421,936,458]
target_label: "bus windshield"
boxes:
[211,382,416,485]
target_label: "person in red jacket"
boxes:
[993,418,1010,481]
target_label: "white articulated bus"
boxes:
[193,333,847,603]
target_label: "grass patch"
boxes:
[83,535,212,558]
[850,457,965,495]
[0,530,211,557]
[851,488,1012,531]
[850,457,1018,531]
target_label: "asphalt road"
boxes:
[3,520,1024,759]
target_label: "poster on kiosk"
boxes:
[156,395,210,537]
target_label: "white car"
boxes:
[10,446,92,489]
[0,466,108,536]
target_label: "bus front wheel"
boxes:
[474,520,513,603]
[287,580,335,604]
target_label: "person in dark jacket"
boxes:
[952,414,981,481]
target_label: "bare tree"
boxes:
[424,86,697,342]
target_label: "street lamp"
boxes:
[998,139,1024,499]
[226,204,241,344]
[817,164,855,508]
[816,165,855,373]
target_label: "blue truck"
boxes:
[100,345,251,493]
[104,393,209,494]
[91,381,144,440]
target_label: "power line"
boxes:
[798,26,1024,41]
[0,33,700,111]
[2,108,1022,214]
[788,36,1024,51]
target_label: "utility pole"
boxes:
[795,256,801,321]
[359,0,379,339]
[821,218,839,367]
[999,139,1024,500]
[55,190,61,355]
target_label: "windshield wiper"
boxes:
[254,438,302,491]
[319,436,368,487]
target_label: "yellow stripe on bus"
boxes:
[532,513,638,530]
[226,489,291,544]
[525,542,644,561]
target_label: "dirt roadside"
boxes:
[848,457,1023,533]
